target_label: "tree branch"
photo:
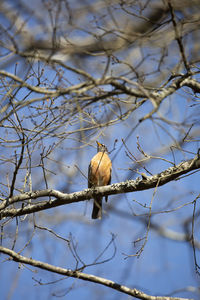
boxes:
[0,246,192,300]
[0,153,200,219]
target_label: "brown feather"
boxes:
[88,150,112,219]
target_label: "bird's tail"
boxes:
[92,197,102,219]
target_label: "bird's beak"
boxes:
[96,141,102,147]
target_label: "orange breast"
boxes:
[89,152,111,187]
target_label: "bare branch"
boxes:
[1,153,200,219]
[0,246,192,300]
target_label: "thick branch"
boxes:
[0,154,200,219]
[0,246,192,300]
[1,70,200,100]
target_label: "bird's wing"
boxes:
[88,162,92,188]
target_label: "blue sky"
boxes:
[0,1,200,299]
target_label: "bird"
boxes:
[88,141,112,219]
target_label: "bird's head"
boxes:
[96,141,108,153]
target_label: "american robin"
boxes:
[88,141,112,219]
